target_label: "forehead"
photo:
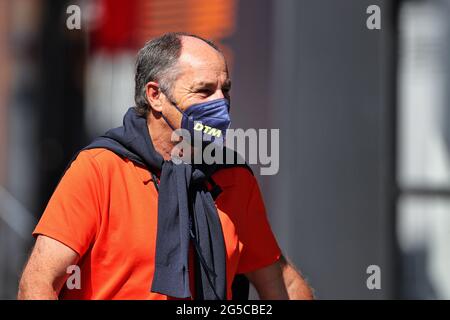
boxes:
[175,37,228,84]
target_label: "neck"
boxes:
[147,114,176,161]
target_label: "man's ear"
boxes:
[145,81,163,113]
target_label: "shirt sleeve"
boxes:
[32,150,103,257]
[236,176,282,274]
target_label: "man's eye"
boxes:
[197,89,212,96]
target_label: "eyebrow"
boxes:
[190,79,232,90]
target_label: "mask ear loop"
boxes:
[159,89,179,130]
[160,112,176,130]
[159,88,190,130]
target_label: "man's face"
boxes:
[160,37,231,130]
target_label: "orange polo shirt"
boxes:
[33,148,281,300]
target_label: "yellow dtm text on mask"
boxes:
[193,122,222,137]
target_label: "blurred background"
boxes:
[0,0,449,299]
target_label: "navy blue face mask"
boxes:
[161,97,231,146]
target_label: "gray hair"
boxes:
[134,32,222,117]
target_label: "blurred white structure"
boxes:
[84,51,135,138]
[398,0,450,299]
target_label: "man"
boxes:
[18,33,314,300]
